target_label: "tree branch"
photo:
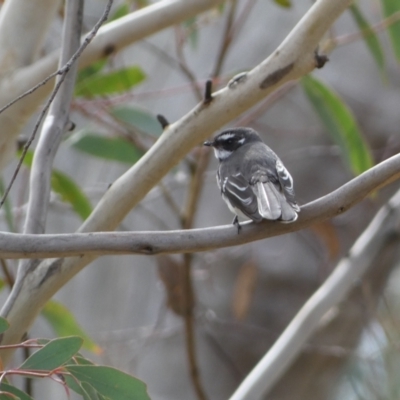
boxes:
[0,0,61,74]
[23,1,83,236]
[0,151,397,259]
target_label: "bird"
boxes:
[204,127,300,232]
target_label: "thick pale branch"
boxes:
[24,0,83,236]
[0,151,398,259]
[0,0,60,74]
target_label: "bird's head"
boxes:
[204,127,262,161]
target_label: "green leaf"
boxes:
[110,4,130,21]
[75,66,146,98]
[381,0,400,62]
[66,365,150,400]
[302,75,373,175]
[349,4,385,74]
[0,179,14,232]
[274,0,291,7]
[17,149,92,220]
[183,17,198,48]
[0,317,9,334]
[63,355,95,395]
[20,336,83,371]
[0,383,34,400]
[51,170,92,220]
[76,60,107,84]
[68,131,143,164]
[111,106,163,136]
[17,149,33,168]
[80,382,102,400]
[42,301,101,354]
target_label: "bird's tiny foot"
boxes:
[232,215,241,234]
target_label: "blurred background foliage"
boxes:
[1,0,400,399]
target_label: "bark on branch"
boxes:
[0,150,398,259]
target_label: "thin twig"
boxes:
[175,26,203,102]
[182,254,207,400]
[212,0,238,78]
[328,9,400,49]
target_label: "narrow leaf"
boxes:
[17,149,33,168]
[274,0,291,7]
[349,4,385,73]
[80,382,102,400]
[66,365,150,400]
[381,0,400,62]
[75,66,146,98]
[68,131,143,164]
[51,171,92,220]
[76,60,107,84]
[0,317,9,334]
[302,75,373,175]
[20,336,83,371]
[111,106,163,136]
[183,17,198,48]
[110,4,129,21]
[0,179,14,232]
[42,301,101,354]
[17,149,92,220]
[310,221,340,260]
[232,260,258,321]
[0,383,34,400]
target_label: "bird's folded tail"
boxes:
[254,181,298,222]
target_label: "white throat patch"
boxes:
[214,148,232,161]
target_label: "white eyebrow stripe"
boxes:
[219,133,235,141]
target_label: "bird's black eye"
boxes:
[227,139,233,144]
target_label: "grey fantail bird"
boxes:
[204,127,300,231]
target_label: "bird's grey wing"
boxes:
[221,173,261,222]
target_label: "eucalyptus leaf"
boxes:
[302,75,373,175]
[20,336,83,371]
[0,383,34,400]
[51,171,93,220]
[68,131,143,164]
[111,106,163,136]
[75,66,146,98]
[66,365,151,400]
[349,4,385,75]
[274,0,291,8]
[42,301,101,354]
[381,0,400,62]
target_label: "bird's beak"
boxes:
[203,140,213,147]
